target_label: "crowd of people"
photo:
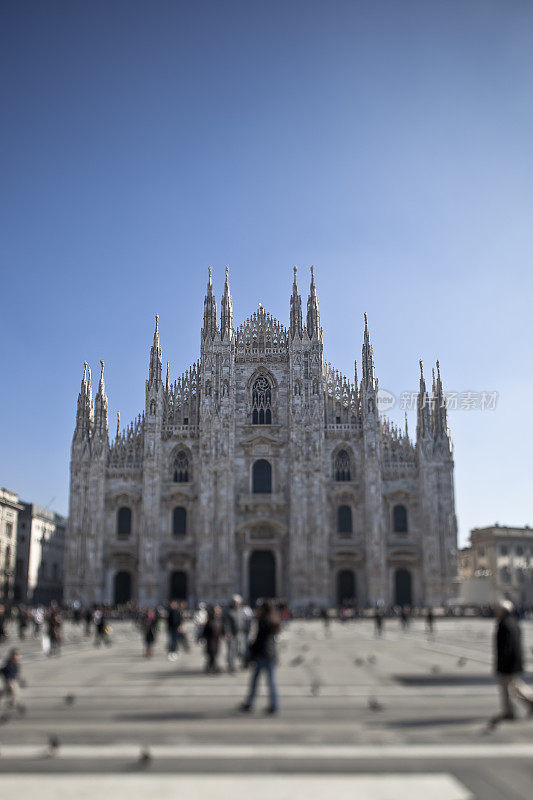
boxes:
[1,597,533,723]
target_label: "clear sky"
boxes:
[1,1,532,546]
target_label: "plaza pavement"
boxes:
[1,616,532,799]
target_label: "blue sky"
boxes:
[1,1,532,545]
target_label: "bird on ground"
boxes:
[289,655,304,667]
[354,658,365,667]
[64,694,75,706]
[139,748,152,767]
[457,657,467,667]
[430,665,441,675]
[368,697,384,711]
[47,735,60,755]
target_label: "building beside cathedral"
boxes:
[65,267,457,609]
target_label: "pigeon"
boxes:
[290,656,304,667]
[354,658,365,667]
[310,680,321,697]
[457,657,467,667]
[367,655,377,665]
[430,665,441,675]
[64,694,76,706]
[48,735,60,755]
[139,748,152,767]
[368,697,384,711]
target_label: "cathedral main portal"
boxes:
[248,550,276,605]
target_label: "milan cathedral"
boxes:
[64,267,457,608]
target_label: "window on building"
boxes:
[252,459,272,494]
[516,546,524,556]
[6,522,13,539]
[172,451,190,483]
[172,506,187,536]
[393,505,408,534]
[337,505,353,535]
[478,547,485,557]
[334,450,351,481]
[252,376,272,425]
[117,507,132,537]
[500,545,508,556]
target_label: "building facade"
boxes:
[15,504,66,605]
[459,525,533,607]
[65,268,457,608]
[0,488,23,602]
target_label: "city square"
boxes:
[1,616,533,798]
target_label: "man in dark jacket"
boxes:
[494,600,533,720]
[167,600,182,661]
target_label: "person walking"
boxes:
[0,604,7,643]
[47,605,62,656]
[167,600,182,661]
[94,608,111,647]
[492,599,533,721]
[143,609,157,658]
[240,601,280,714]
[0,649,24,716]
[202,605,223,673]
[374,608,384,638]
[84,607,93,637]
[224,595,248,672]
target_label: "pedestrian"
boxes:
[167,600,182,661]
[143,609,157,658]
[240,600,280,714]
[84,607,93,636]
[492,599,533,721]
[374,608,384,638]
[0,649,23,715]
[17,606,29,640]
[47,604,62,656]
[94,608,111,647]
[0,604,7,643]
[224,595,248,672]
[320,606,330,634]
[194,602,208,643]
[202,605,222,673]
[400,606,410,631]
[32,606,44,638]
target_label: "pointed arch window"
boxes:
[252,459,272,493]
[393,504,408,533]
[117,507,132,537]
[338,505,353,535]
[172,506,187,536]
[334,450,351,481]
[172,450,190,483]
[252,376,272,425]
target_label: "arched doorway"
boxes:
[114,571,132,605]
[394,568,412,606]
[169,570,188,601]
[248,550,276,605]
[336,569,356,606]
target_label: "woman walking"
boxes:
[240,601,280,714]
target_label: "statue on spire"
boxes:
[306,266,321,340]
[290,265,303,339]
[220,265,234,341]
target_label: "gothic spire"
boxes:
[432,359,449,439]
[74,360,93,440]
[306,265,321,339]
[220,266,234,340]
[148,314,162,389]
[116,411,120,441]
[361,313,376,390]
[290,266,303,339]
[202,266,218,340]
[416,359,431,440]
[94,359,109,440]
[166,361,170,394]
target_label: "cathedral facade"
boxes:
[64,268,457,609]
